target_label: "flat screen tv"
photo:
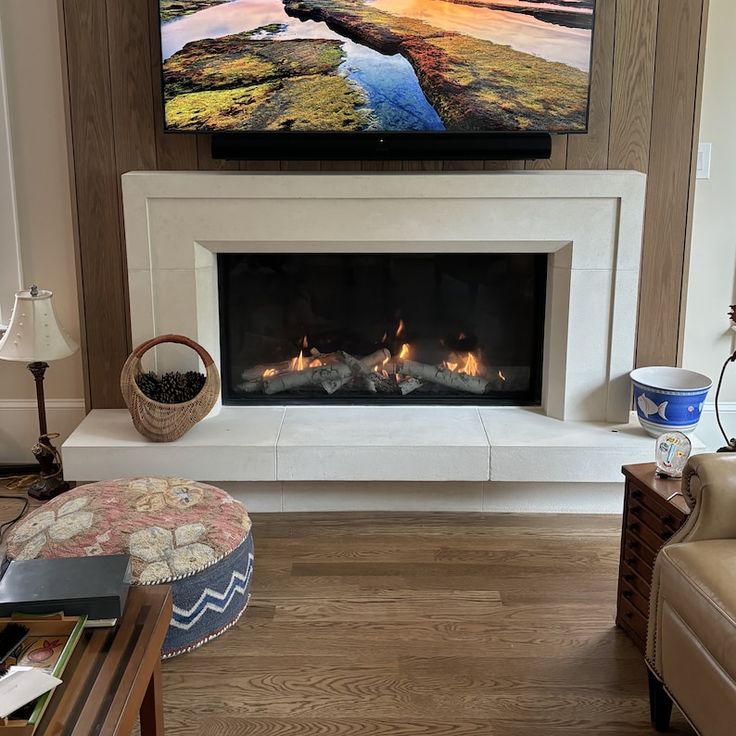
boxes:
[158,0,595,157]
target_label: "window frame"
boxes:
[0,13,22,331]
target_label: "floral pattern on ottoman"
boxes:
[5,477,251,584]
[131,523,216,582]
[11,495,94,561]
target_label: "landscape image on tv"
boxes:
[160,0,595,133]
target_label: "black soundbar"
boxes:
[210,132,552,162]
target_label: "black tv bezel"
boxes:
[156,0,597,157]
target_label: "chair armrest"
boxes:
[646,453,736,672]
[672,453,736,544]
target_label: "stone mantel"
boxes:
[121,170,647,423]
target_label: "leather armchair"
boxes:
[647,453,736,734]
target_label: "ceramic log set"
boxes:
[630,366,712,437]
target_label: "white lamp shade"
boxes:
[0,288,78,362]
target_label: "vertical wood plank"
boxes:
[107,0,157,174]
[148,0,197,169]
[636,0,707,366]
[62,0,129,408]
[526,135,568,170]
[56,0,92,410]
[106,0,159,357]
[567,0,616,169]
[608,0,658,171]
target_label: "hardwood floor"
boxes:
[161,513,694,735]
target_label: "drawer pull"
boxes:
[628,523,641,533]
[627,539,640,550]
[623,590,633,599]
[626,557,638,565]
[661,530,671,540]
[624,611,633,619]
[663,515,674,526]
[623,574,635,583]
[632,490,643,500]
[630,506,642,517]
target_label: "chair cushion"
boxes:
[659,540,736,681]
[5,478,254,658]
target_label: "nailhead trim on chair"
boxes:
[646,463,700,679]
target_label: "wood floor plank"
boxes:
[160,512,694,734]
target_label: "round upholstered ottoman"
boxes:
[4,477,254,658]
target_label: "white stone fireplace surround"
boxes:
[63,171,663,513]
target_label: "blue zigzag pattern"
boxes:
[171,553,254,632]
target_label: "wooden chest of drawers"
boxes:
[617,463,691,653]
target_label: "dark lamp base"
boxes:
[28,475,71,501]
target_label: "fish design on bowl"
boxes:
[637,394,669,421]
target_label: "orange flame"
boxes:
[290,350,306,372]
[398,343,411,360]
[396,319,405,338]
[301,335,308,349]
[262,368,278,379]
[462,352,479,376]
[498,369,506,382]
[444,351,480,376]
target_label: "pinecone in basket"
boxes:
[135,372,160,400]
[135,370,206,404]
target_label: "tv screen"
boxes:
[159,0,595,135]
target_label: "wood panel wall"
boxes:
[58,0,709,409]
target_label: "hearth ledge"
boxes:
[62,407,700,487]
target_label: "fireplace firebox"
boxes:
[218,253,546,405]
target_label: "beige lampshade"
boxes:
[0,287,78,362]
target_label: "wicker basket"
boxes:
[120,334,220,442]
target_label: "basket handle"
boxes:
[132,334,215,368]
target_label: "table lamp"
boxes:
[0,286,79,499]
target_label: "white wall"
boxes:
[0,0,85,462]
[682,0,736,450]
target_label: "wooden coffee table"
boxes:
[36,585,172,736]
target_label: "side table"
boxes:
[617,463,691,653]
